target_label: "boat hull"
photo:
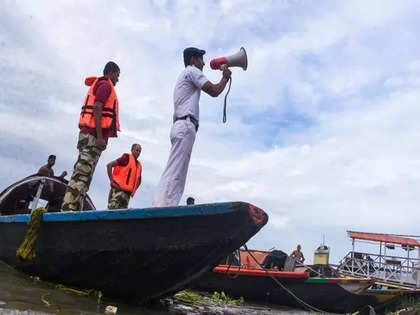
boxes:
[0,202,268,303]
[193,266,378,313]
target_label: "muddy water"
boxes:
[0,262,311,315]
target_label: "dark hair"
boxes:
[183,48,205,67]
[186,197,195,204]
[131,143,141,150]
[103,61,120,75]
[184,55,192,67]
[48,155,56,160]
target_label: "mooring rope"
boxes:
[16,207,47,261]
[243,244,330,313]
[225,248,242,279]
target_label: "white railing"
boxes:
[337,251,420,287]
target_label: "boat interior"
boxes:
[0,175,95,216]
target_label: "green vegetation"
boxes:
[173,290,204,306]
[41,293,51,307]
[173,290,244,307]
[210,291,244,306]
[55,284,103,304]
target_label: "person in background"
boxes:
[107,144,142,209]
[186,197,195,205]
[290,244,305,263]
[152,47,231,207]
[37,155,67,179]
[61,61,121,211]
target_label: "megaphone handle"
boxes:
[223,77,232,124]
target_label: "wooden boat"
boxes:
[192,249,389,313]
[0,175,268,303]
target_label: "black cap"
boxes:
[183,47,206,67]
[48,155,56,160]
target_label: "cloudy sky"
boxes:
[1,0,420,263]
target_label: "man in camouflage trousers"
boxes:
[108,187,131,210]
[61,61,121,211]
[107,144,142,209]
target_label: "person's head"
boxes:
[297,245,301,251]
[103,61,120,86]
[186,197,195,205]
[183,47,206,71]
[47,155,56,167]
[131,143,142,159]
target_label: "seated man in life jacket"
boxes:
[107,144,142,209]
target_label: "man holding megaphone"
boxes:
[152,47,231,207]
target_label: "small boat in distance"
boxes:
[192,249,390,313]
[0,175,268,303]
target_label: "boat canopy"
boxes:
[348,231,420,247]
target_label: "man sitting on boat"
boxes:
[37,155,67,179]
[107,144,142,209]
[290,244,305,264]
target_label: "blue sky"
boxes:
[1,0,420,263]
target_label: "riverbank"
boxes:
[0,262,312,315]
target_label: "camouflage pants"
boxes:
[108,188,131,209]
[61,133,102,211]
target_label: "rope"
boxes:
[223,77,232,123]
[16,207,47,261]
[243,244,330,313]
[225,248,242,279]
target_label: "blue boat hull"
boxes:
[0,202,268,303]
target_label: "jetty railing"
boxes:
[337,251,420,287]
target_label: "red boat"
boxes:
[192,249,382,313]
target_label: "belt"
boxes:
[174,115,199,131]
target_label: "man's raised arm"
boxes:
[201,68,232,97]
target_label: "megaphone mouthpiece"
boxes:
[210,57,228,70]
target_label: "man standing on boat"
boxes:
[152,47,231,207]
[61,61,121,211]
[107,144,142,209]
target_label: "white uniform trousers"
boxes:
[152,119,197,207]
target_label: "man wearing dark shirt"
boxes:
[61,61,121,211]
[107,144,142,209]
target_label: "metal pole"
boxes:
[379,242,382,273]
[352,238,355,274]
[30,179,45,213]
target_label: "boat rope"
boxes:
[225,248,242,279]
[243,244,331,313]
[16,207,47,261]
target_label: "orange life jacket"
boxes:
[78,76,120,137]
[112,154,142,196]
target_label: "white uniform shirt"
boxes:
[173,65,208,122]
